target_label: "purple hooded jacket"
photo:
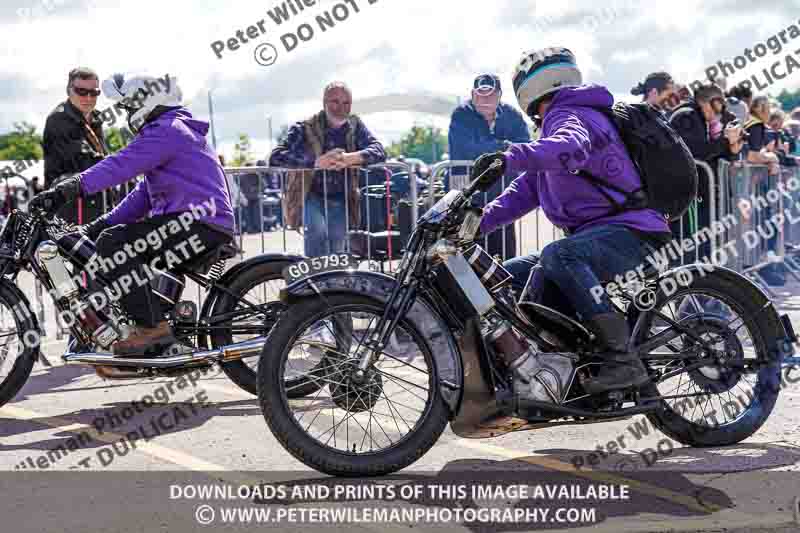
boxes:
[480,85,670,237]
[79,108,235,234]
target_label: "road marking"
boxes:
[0,404,258,485]
[454,438,721,514]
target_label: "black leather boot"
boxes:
[583,312,649,394]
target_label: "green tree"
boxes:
[231,133,253,166]
[0,122,43,161]
[387,125,448,164]
[105,127,135,153]
[776,88,800,113]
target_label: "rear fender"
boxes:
[285,270,463,416]
[631,264,794,360]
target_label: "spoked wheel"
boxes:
[210,258,326,397]
[0,284,39,408]
[635,274,781,446]
[257,293,448,476]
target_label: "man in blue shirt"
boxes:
[448,74,530,260]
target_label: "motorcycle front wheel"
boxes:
[257,292,449,476]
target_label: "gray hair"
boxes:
[323,81,352,99]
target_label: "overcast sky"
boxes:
[1,0,799,160]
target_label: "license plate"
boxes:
[283,254,359,283]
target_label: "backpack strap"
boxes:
[570,104,649,222]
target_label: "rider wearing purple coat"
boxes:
[30,73,235,356]
[473,48,670,397]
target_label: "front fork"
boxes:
[353,279,420,382]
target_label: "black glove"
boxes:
[29,176,82,214]
[79,217,111,242]
[471,151,507,184]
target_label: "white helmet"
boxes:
[512,47,582,120]
[101,73,183,132]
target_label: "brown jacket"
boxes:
[280,111,363,230]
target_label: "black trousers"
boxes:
[92,214,231,328]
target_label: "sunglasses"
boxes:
[72,86,101,97]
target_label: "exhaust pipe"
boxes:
[62,337,266,369]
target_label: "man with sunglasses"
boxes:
[448,74,530,261]
[42,67,108,224]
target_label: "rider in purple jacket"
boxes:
[30,73,235,356]
[473,48,671,397]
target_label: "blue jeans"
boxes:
[504,225,655,320]
[303,193,348,257]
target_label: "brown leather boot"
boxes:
[112,321,175,356]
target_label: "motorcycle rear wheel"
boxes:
[635,272,781,446]
[0,284,40,408]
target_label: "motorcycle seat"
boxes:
[173,242,239,275]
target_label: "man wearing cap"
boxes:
[448,74,530,260]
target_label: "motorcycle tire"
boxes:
[635,271,782,447]
[0,283,40,408]
[258,293,449,476]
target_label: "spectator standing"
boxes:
[784,119,800,156]
[768,110,797,167]
[239,162,261,233]
[270,81,386,257]
[42,67,108,224]
[744,96,785,285]
[744,96,781,174]
[726,85,753,123]
[670,83,744,261]
[631,72,675,111]
[448,74,530,260]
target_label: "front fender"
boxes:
[632,263,794,360]
[285,270,463,416]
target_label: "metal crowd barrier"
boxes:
[223,162,417,268]
[716,159,800,298]
[427,160,562,260]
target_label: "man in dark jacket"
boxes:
[448,74,530,260]
[669,83,744,262]
[42,67,108,224]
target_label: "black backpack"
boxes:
[577,102,698,222]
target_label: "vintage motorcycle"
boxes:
[256,162,798,477]
[0,205,303,408]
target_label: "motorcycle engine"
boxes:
[482,311,575,404]
[35,241,120,349]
